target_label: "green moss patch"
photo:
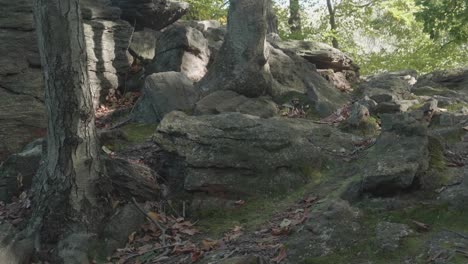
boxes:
[428,136,446,172]
[121,123,158,143]
[104,123,158,152]
[305,202,468,264]
[446,103,468,112]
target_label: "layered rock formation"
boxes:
[0,0,133,160]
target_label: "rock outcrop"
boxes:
[0,0,133,160]
[154,111,360,206]
[147,24,210,82]
[112,0,189,31]
[0,0,46,161]
[0,139,43,202]
[344,113,430,198]
[133,72,199,122]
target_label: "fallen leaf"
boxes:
[179,228,199,236]
[147,211,161,222]
[128,231,136,243]
[412,220,430,232]
[272,245,287,263]
[201,239,219,251]
[191,250,203,262]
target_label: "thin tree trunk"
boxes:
[288,0,302,37]
[31,0,107,256]
[326,0,339,49]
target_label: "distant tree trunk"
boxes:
[267,0,279,36]
[288,0,302,37]
[31,0,107,259]
[326,0,339,49]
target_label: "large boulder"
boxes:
[269,45,349,116]
[128,28,158,61]
[0,0,133,160]
[132,72,199,122]
[357,70,419,114]
[273,40,359,73]
[83,1,133,107]
[0,139,43,202]
[112,0,189,31]
[197,0,272,97]
[147,24,210,82]
[0,0,46,161]
[154,111,361,204]
[345,113,430,198]
[414,68,468,104]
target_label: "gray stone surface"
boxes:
[359,113,430,195]
[375,222,413,251]
[147,24,210,82]
[112,0,189,31]
[195,90,278,118]
[0,0,133,160]
[270,44,349,116]
[286,200,361,262]
[154,111,359,200]
[273,40,359,72]
[129,28,157,61]
[0,139,43,202]
[133,72,198,122]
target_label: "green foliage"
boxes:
[273,0,468,74]
[415,0,468,44]
[184,0,227,22]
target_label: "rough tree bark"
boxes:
[326,0,339,49]
[29,0,108,261]
[289,0,302,37]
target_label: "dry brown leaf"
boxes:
[272,245,287,263]
[128,231,136,243]
[147,211,161,222]
[191,250,203,262]
[201,239,219,251]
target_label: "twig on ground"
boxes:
[132,197,168,246]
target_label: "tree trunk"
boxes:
[288,0,302,38]
[326,0,339,49]
[31,0,107,259]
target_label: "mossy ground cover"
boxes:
[446,103,468,112]
[104,123,158,151]
[195,166,337,237]
[304,201,468,264]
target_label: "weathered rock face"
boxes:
[82,0,133,107]
[0,0,46,161]
[112,0,189,31]
[358,70,419,114]
[286,200,362,262]
[195,90,278,118]
[197,0,272,97]
[0,139,43,202]
[345,113,430,198]
[154,111,360,204]
[273,41,359,73]
[414,68,468,104]
[269,45,349,116]
[133,72,199,122]
[147,24,210,82]
[128,28,158,61]
[0,0,133,160]
[375,222,413,251]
